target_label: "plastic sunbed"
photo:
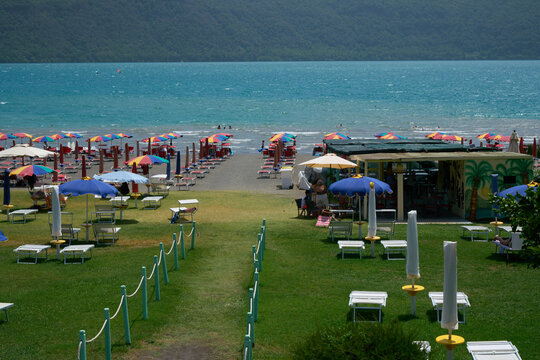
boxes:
[428,291,470,323]
[338,241,365,259]
[461,225,491,242]
[60,244,95,264]
[0,302,14,321]
[348,291,388,322]
[13,245,51,264]
[381,240,408,260]
[9,209,38,224]
[467,341,522,360]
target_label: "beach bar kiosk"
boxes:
[325,140,533,221]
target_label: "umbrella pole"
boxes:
[85,194,89,241]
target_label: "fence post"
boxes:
[259,231,264,261]
[173,233,179,270]
[160,242,169,285]
[154,255,160,301]
[252,245,257,273]
[257,234,263,271]
[180,224,186,259]
[120,285,131,344]
[78,330,86,360]
[244,334,252,360]
[191,221,196,249]
[142,267,148,320]
[249,288,254,315]
[246,311,254,347]
[104,308,111,360]
[254,270,259,322]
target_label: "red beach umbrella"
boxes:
[185,146,190,169]
[99,149,104,174]
[533,138,537,158]
[113,146,119,170]
[53,153,58,182]
[59,144,64,164]
[131,162,139,193]
[125,143,130,163]
[81,156,87,178]
[75,140,79,160]
[519,137,524,153]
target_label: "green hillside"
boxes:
[0,0,538,62]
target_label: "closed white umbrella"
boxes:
[442,241,458,331]
[406,210,420,280]
[299,153,357,169]
[51,185,62,238]
[365,182,379,257]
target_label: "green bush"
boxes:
[293,321,428,360]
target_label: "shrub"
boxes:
[293,321,428,360]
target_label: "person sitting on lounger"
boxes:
[301,190,315,217]
[494,234,511,246]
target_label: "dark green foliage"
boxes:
[293,321,428,360]
[0,0,538,62]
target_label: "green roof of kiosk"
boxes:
[324,139,497,156]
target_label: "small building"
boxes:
[324,139,533,221]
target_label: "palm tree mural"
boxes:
[465,160,493,221]
[505,158,534,184]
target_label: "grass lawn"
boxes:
[0,189,539,359]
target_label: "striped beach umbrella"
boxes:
[477,133,496,139]
[379,133,407,140]
[374,132,393,138]
[116,133,133,138]
[90,135,112,142]
[142,135,169,143]
[489,134,510,142]
[0,133,16,140]
[163,132,182,138]
[12,132,33,139]
[104,134,122,140]
[10,164,57,177]
[125,155,169,166]
[425,131,447,138]
[437,134,464,142]
[269,132,296,142]
[50,134,65,140]
[324,132,351,140]
[32,135,55,143]
[64,132,83,138]
[204,134,229,143]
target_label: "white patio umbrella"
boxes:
[365,182,379,257]
[406,210,420,281]
[50,185,62,238]
[0,144,55,159]
[441,241,458,331]
[299,153,357,169]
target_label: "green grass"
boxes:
[0,189,539,359]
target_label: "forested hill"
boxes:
[0,0,538,62]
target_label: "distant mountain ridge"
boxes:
[0,0,538,62]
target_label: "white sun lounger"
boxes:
[60,244,95,264]
[429,291,470,323]
[9,209,39,224]
[338,241,365,259]
[13,244,51,264]
[348,291,388,322]
[380,240,408,260]
[461,225,491,242]
[467,341,522,360]
[142,196,163,209]
[0,302,14,321]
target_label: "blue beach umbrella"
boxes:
[93,170,149,184]
[175,151,181,175]
[329,174,393,197]
[498,183,537,198]
[166,153,171,180]
[3,170,10,206]
[0,230,7,241]
[59,178,118,241]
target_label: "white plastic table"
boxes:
[142,196,163,209]
[9,209,38,223]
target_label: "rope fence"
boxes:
[77,222,198,360]
[242,219,266,360]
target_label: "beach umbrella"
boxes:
[426,132,446,138]
[324,132,350,140]
[32,135,55,143]
[185,146,190,169]
[477,133,496,139]
[90,135,112,142]
[93,170,149,184]
[10,164,56,178]
[113,146,119,169]
[99,149,104,174]
[104,134,122,140]
[50,185,62,238]
[87,138,92,155]
[81,155,87,178]
[203,134,228,143]
[53,153,58,182]
[175,151,181,175]
[125,155,169,166]
[136,141,140,156]
[0,144,53,166]
[50,134,65,141]
[3,170,10,206]
[491,174,499,195]
[165,132,182,138]
[269,132,295,143]
[374,132,393,138]
[441,241,458,332]
[142,136,168,143]
[192,143,196,164]
[0,230,7,242]
[437,134,464,142]
[125,143,130,163]
[64,132,82,138]
[366,182,378,257]
[0,133,16,140]
[12,132,33,141]
[498,182,537,198]
[59,144,64,165]
[329,174,393,197]
[519,137,524,153]
[488,134,510,142]
[166,153,171,180]
[59,178,118,241]
[116,133,133,139]
[533,138,537,158]
[379,133,407,140]
[299,153,357,170]
[406,210,420,280]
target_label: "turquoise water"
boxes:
[0,61,538,153]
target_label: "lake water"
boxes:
[0,61,538,153]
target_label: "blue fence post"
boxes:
[120,285,131,344]
[254,270,259,322]
[78,330,86,360]
[191,221,196,249]
[142,267,148,320]
[154,255,160,301]
[180,224,186,259]
[160,242,169,285]
[104,308,111,360]
[173,233,179,270]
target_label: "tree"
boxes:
[465,160,492,222]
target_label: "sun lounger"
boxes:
[338,241,365,259]
[380,240,407,260]
[151,183,170,196]
[316,215,332,227]
[141,196,163,209]
[60,244,95,264]
[428,291,470,323]
[328,221,352,241]
[0,302,14,321]
[176,176,196,190]
[498,226,522,238]
[170,207,197,224]
[461,225,491,242]
[258,169,272,178]
[13,245,51,264]
[467,341,522,360]
[9,209,38,224]
[348,291,388,322]
[92,223,121,245]
[493,232,524,261]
